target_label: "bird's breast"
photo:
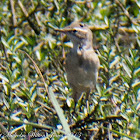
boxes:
[65,49,99,88]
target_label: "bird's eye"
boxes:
[79,23,84,27]
[72,29,77,33]
[78,45,83,50]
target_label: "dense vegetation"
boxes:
[0,0,140,139]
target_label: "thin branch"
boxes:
[90,25,137,33]
[16,5,39,28]
[115,0,139,25]
[71,114,126,129]
[18,0,40,35]
[0,117,53,130]
[37,101,56,114]
[10,0,17,35]
[18,49,48,93]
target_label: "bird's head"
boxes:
[56,22,93,45]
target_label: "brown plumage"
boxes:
[57,22,100,102]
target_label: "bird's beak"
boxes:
[55,28,64,32]
[55,28,71,33]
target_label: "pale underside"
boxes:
[65,48,100,102]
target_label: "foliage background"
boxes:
[0,0,140,139]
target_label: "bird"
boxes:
[56,22,100,103]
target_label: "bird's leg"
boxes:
[85,88,91,101]
[71,88,82,118]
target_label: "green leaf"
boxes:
[122,62,132,78]
[1,37,10,49]
[14,41,25,51]
[0,73,9,82]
